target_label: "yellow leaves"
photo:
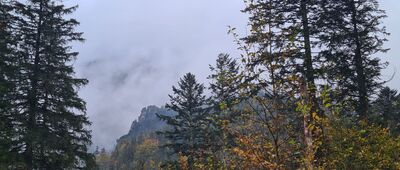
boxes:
[307,123,316,131]
[319,118,400,169]
[219,102,227,111]
[220,119,230,128]
[230,131,285,169]
[136,137,159,155]
[312,112,321,122]
[178,154,189,170]
[232,147,244,157]
[289,139,297,146]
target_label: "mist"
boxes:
[66,0,400,149]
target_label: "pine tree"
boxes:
[318,0,389,118]
[157,73,208,169]
[7,0,95,168]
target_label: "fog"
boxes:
[65,0,400,149]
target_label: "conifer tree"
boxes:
[371,87,400,135]
[0,0,16,166]
[318,0,389,117]
[207,54,240,168]
[157,73,208,169]
[7,0,95,168]
[209,54,240,109]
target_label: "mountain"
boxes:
[117,105,175,143]
[96,105,175,169]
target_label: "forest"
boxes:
[1,0,400,169]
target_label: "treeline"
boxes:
[145,0,400,169]
[0,0,94,169]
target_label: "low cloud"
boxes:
[66,0,400,150]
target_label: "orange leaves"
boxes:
[232,133,280,169]
[178,154,189,170]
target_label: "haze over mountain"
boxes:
[67,0,400,149]
[118,106,174,143]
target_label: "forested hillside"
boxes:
[95,106,174,169]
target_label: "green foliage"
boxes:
[317,87,400,169]
[318,0,389,117]
[0,0,9,129]
[157,73,209,169]
[208,53,240,109]
[319,119,400,169]
[371,87,400,136]
[206,54,242,169]
[0,0,94,168]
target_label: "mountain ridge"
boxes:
[117,105,175,143]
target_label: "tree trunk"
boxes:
[25,1,43,169]
[350,0,368,118]
[300,0,317,169]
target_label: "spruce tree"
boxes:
[207,54,240,168]
[371,87,400,136]
[9,0,95,168]
[0,0,16,166]
[157,73,208,169]
[209,54,240,114]
[318,0,389,118]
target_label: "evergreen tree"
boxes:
[207,54,240,168]
[157,73,208,169]
[7,0,95,168]
[371,87,400,136]
[0,0,16,166]
[209,54,240,109]
[318,0,389,118]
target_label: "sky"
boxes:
[65,0,400,150]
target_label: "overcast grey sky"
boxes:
[66,0,400,150]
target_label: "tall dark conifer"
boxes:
[157,73,208,169]
[318,0,389,118]
[8,0,95,168]
[371,87,400,135]
[0,0,17,166]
